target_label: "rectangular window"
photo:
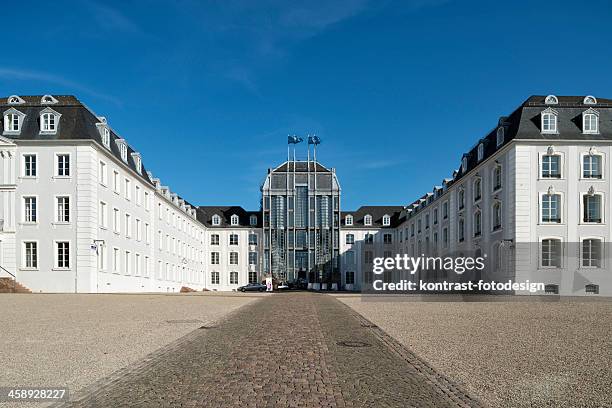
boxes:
[365,234,373,244]
[229,252,238,265]
[542,155,561,178]
[211,271,220,285]
[541,239,561,268]
[248,233,258,245]
[113,208,120,232]
[346,250,355,265]
[99,201,107,228]
[582,239,602,268]
[124,178,131,200]
[23,241,38,268]
[248,271,258,284]
[541,194,561,223]
[125,213,131,237]
[443,202,448,219]
[112,248,120,273]
[57,154,70,176]
[144,191,150,210]
[23,196,37,222]
[136,219,142,241]
[345,271,355,285]
[229,271,238,284]
[211,234,219,245]
[124,250,131,274]
[583,155,602,179]
[365,251,373,264]
[113,171,120,192]
[99,161,107,185]
[56,241,70,269]
[135,185,141,205]
[42,113,56,132]
[249,252,257,265]
[211,252,219,265]
[97,244,106,271]
[229,234,238,245]
[583,195,602,223]
[346,234,354,244]
[145,223,150,243]
[135,253,141,276]
[56,196,69,223]
[23,154,36,177]
[383,233,392,244]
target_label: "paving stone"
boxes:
[55,293,482,408]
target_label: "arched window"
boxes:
[583,109,599,134]
[545,95,558,105]
[363,214,372,226]
[493,165,502,190]
[40,108,60,134]
[541,108,558,134]
[461,157,468,173]
[345,214,353,226]
[3,108,24,134]
[230,214,239,226]
[212,214,221,226]
[382,214,391,226]
[477,143,484,161]
[458,218,465,242]
[249,214,257,226]
[473,178,482,202]
[7,95,24,104]
[458,188,465,210]
[473,210,482,237]
[41,95,58,104]
[583,95,597,105]
[492,202,502,230]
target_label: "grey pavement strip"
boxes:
[52,293,484,408]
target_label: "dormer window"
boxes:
[212,214,221,226]
[364,214,372,226]
[345,215,353,226]
[7,95,25,105]
[249,214,257,226]
[116,140,128,162]
[496,127,504,147]
[41,95,58,104]
[230,214,239,226]
[583,95,597,105]
[39,108,61,134]
[382,214,391,226]
[545,95,558,105]
[477,143,484,161]
[583,109,599,134]
[102,128,110,147]
[3,108,25,135]
[541,108,558,134]
[461,157,468,173]
[131,153,142,174]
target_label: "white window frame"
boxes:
[211,271,220,285]
[22,153,37,178]
[541,108,558,134]
[113,207,120,233]
[22,240,39,270]
[345,215,353,226]
[54,240,71,270]
[52,153,70,178]
[382,214,390,226]
[211,252,220,265]
[212,214,221,226]
[230,214,239,226]
[581,192,604,224]
[99,160,108,186]
[540,192,563,224]
[581,152,604,180]
[580,237,604,269]
[22,195,38,223]
[492,201,502,231]
[229,234,239,246]
[3,108,25,135]
[112,247,120,273]
[229,271,239,285]
[363,214,372,226]
[39,108,61,134]
[249,215,257,226]
[229,251,239,265]
[539,237,563,269]
[477,143,484,161]
[113,170,120,193]
[583,109,599,134]
[540,152,563,179]
[55,195,70,223]
[496,127,504,147]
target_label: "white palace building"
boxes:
[0,94,610,296]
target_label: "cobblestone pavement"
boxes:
[56,293,482,408]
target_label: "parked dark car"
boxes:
[237,283,267,292]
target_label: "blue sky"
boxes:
[3,0,612,209]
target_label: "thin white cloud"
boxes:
[83,0,143,35]
[0,68,121,105]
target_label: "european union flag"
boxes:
[308,136,321,145]
[288,136,303,144]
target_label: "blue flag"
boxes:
[308,136,321,145]
[288,136,303,144]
